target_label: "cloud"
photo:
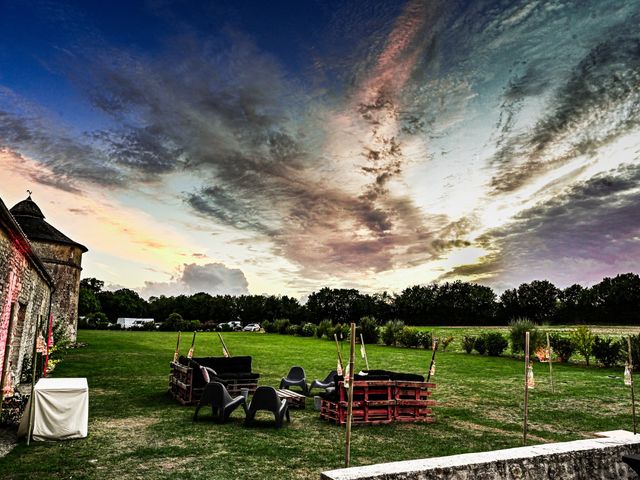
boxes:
[443,163,640,288]
[137,262,249,299]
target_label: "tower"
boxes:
[10,196,87,342]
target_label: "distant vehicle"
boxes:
[116,318,155,329]
[243,323,260,332]
[218,321,242,331]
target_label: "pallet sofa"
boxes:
[319,370,435,425]
[169,355,260,405]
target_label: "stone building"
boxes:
[9,196,87,342]
[0,196,54,396]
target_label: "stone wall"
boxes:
[0,227,51,391]
[29,241,82,342]
[321,430,640,480]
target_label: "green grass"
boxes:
[1,329,636,479]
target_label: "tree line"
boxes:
[78,272,640,327]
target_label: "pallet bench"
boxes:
[320,380,435,425]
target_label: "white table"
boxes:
[18,377,89,441]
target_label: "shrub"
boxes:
[571,326,595,366]
[160,312,186,331]
[317,319,332,339]
[483,332,508,356]
[299,322,316,337]
[398,327,420,348]
[474,336,487,355]
[462,336,476,354]
[218,322,233,332]
[509,318,542,355]
[440,336,454,352]
[416,331,433,349]
[382,320,404,346]
[274,318,291,335]
[357,316,380,344]
[285,324,300,336]
[549,333,574,362]
[262,320,276,333]
[593,336,623,367]
[629,334,640,367]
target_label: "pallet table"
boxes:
[276,388,306,409]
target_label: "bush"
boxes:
[416,331,433,349]
[159,313,186,331]
[593,336,623,367]
[440,336,454,352]
[317,319,332,339]
[285,324,300,336]
[357,316,380,344]
[474,336,487,355]
[398,327,420,348]
[381,320,404,346]
[462,336,476,354]
[218,322,233,332]
[509,318,542,355]
[299,322,316,337]
[549,333,574,362]
[483,332,508,356]
[571,326,595,366]
[274,318,291,335]
[332,323,351,340]
[262,320,276,333]
[627,334,640,367]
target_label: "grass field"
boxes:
[1,328,637,480]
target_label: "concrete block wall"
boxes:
[321,430,640,480]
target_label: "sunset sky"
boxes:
[1,0,639,299]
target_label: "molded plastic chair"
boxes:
[245,386,290,428]
[310,370,338,393]
[193,381,247,423]
[279,366,309,396]
[623,454,640,475]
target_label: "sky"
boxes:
[1,0,639,299]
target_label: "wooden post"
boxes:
[334,334,345,374]
[345,323,356,467]
[359,333,369,371]
[547,333,554,394]
[217,333,231,357]
[628,336,637,435]
[523,331,530,445]
[173,331,181,363]
[426,339,438,383]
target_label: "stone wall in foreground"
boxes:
[321,430,640,480]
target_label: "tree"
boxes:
[80,277,104,294]
[499,280,560,324]
[571,326,595,366]
[78,286,101,316]
[97,288,148,322]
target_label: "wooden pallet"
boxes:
[320,380,436,425]
[276,388,306,409]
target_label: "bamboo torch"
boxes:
[627,336,637,435]
[345,323,356,467]
[218,333,231,357]
[334,334,345,375]
[173,331,181,363]
[523,331,530,445]
[427,338,438,383]
[546,333,554,394]
[359,333,369,371]
[187,331,196,359]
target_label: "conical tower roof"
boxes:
[10,195,88,252]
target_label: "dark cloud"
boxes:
[138,262,249,298]
[490,18,640,193]
[444,163,640,287]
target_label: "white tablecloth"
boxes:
[18,377,88,441]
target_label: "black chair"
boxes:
[310,370,337,393]
[623,454,640,475]
[245,386,290,428]
[279,366,309,396]
[193,381,247,423]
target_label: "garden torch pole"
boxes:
[345,323,356,467]
[523,331,530,445]
[627,336,637,435]
[546,333,554,394]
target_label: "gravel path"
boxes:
[0,427,17,458]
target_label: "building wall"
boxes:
[28,241,83,342]
[0,227,51,391]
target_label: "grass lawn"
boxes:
[1,329,636,479]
